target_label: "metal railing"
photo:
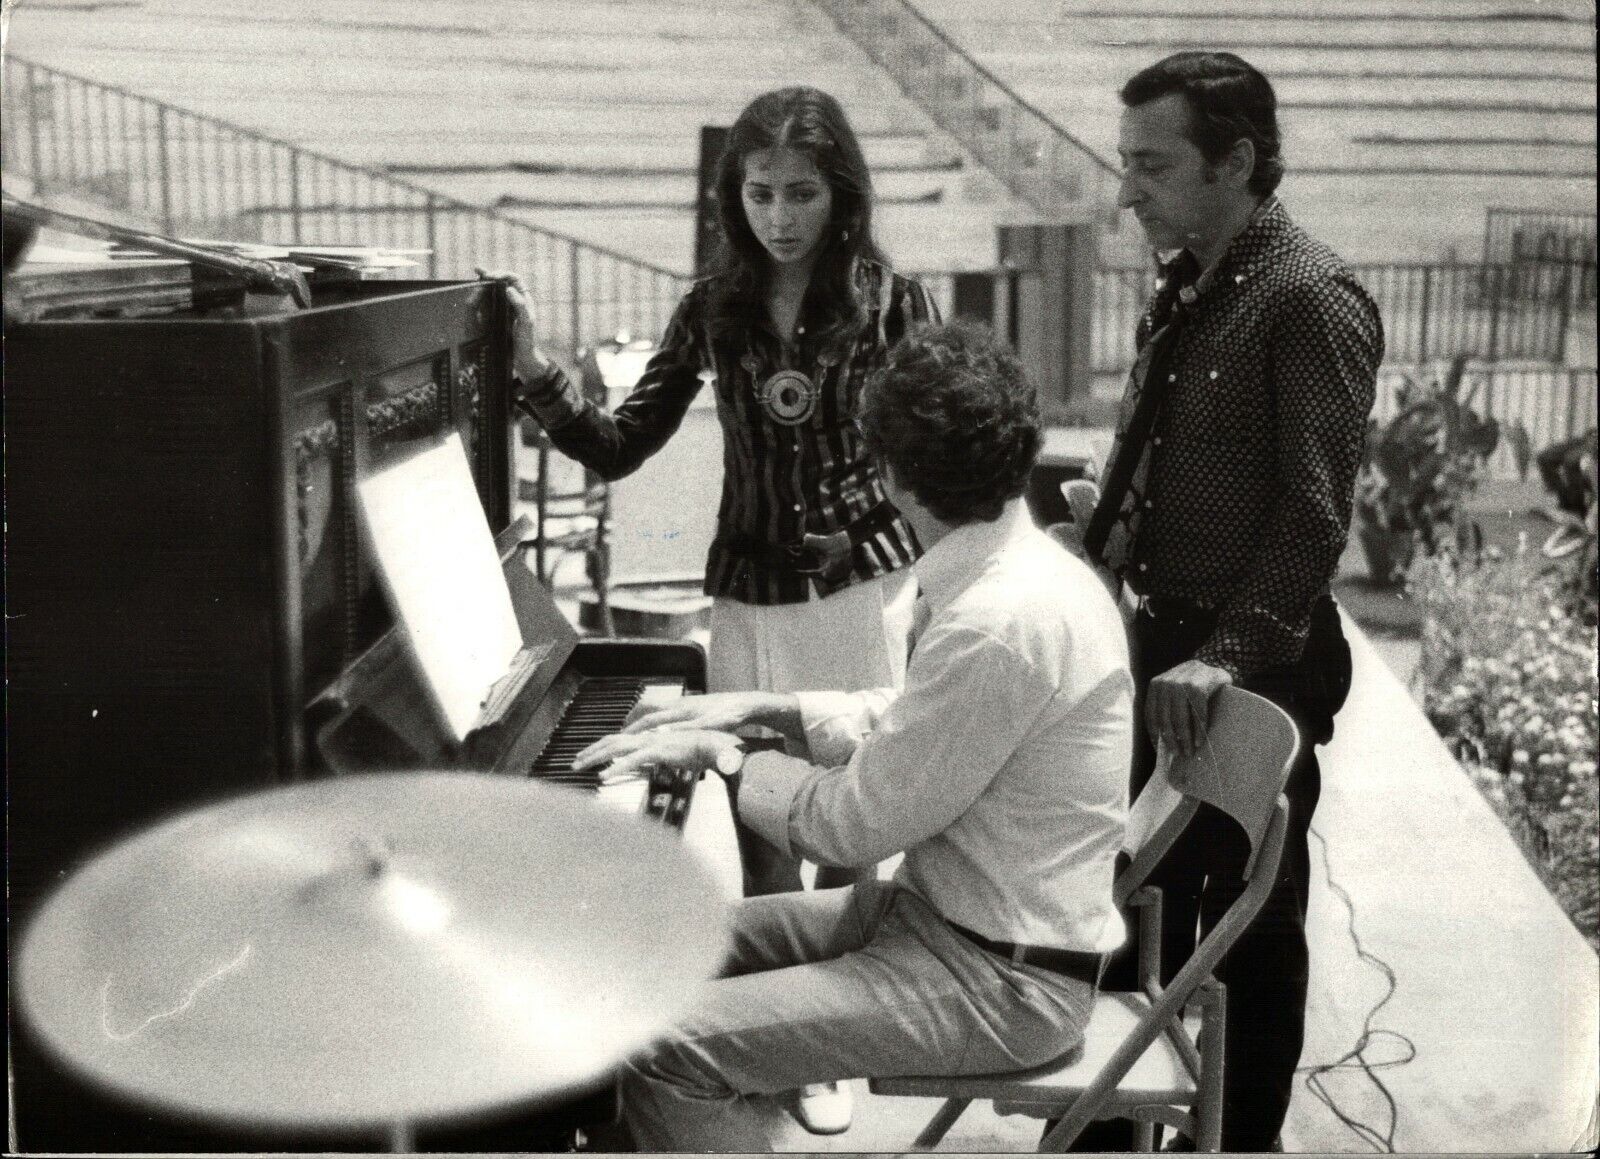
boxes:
[1363,260,1596,365]
[0,57,689,353]
[1092,259,1597,374]
[811,0,1121,228]
[1090,266,1154,377]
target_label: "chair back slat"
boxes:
[1114,797,1194,908]
[1164,686,1297,879]
[1120,756,1187,859]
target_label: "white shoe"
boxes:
[791,1080,852,1135]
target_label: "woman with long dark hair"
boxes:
[496,83,937,892]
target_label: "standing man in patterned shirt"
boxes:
[1082,51,1383,1152]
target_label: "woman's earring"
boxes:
[841,227,850,243]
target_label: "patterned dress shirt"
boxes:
[517,261,938,605]
[1105,198,1384,678]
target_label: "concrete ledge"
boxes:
[1286,611,1599,1152]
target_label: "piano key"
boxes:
[524,675,697,829]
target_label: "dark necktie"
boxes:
[1083,261,1199,582]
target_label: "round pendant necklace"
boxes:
[756,367,821,425]
[744,330,836,427]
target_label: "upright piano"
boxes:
[6,269,711,1151]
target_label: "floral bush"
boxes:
[1414,548,1599,947]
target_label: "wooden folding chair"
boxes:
[870,685,1300,1151]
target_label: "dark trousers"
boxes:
[1071,594,1351,1152]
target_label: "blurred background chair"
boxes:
[519,356,615,637]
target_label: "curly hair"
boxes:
[1121,51,1284,197]
[857,321,1041,525]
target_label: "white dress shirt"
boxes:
[738,498,1133,953]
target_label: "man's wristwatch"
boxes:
[714,739,748,778]
[714,736,785,777]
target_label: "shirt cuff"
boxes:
[514,361,585,429]
[1195,607,1307,680]
[796,690,874,767]
[734,751,816,859]
[1192,641,1245,682]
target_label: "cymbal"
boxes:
[16,772,728,1130]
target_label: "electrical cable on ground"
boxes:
[1297,824,1417,1154]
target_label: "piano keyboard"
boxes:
[529,677,648,782]
[527,676,695,830]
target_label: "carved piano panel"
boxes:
[6,280,513,912]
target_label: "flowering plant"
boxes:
[1415,548,1599,946]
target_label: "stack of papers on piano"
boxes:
[23,243,180,266]
[13,244,196,321]
[106,238,428,272]
[274,244,430,271]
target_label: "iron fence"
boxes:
[812,0,1122,230]
[1092,259,1596,373]
[1363,260,1596,365]
[0,57,689,353]
[1090,266,1154,376]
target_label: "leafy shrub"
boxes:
[1415,548,1599,947]
[1352,356,1528,586]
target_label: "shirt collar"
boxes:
[1173,195,1283,306]
[913,498,1036,614]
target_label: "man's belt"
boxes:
[948,921,1106,987]
[1135,593,1216,621]
[715,502,901,579]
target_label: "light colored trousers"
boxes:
[620,879,1094,1151]
[708,572,917,895]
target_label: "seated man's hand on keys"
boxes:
[623,691,789,736]
[574,728,738,784]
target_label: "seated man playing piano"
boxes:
[571,321,1133,1151]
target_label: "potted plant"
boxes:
[1351,355,1523,587]
[1534,426,1599,620]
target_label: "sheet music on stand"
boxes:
[357,433,526,744]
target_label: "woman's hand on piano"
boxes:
[624,691,801,742]
[476,267,555,383]
[574,727,739,784]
